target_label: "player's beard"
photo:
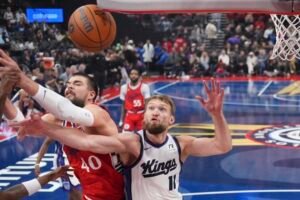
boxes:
[71,98,85,108]
[143,121,167,135]
[131,78,139,84]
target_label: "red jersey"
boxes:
[124,82,145,112]
[63,121,124,200]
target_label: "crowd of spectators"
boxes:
[1,2,300,105]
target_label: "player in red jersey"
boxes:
[0,49,125,200]
[119,68,150,132]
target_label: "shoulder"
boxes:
[119,132,140,143]
[175,135,195,148]
[84,104,111,119]
[118,132,142,160]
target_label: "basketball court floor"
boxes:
[1,76,300,200]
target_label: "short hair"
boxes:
[71,72,98,101]
[129,67,141,76]
[145,95,176,116]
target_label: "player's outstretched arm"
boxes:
[0,166,68,200]
[13,114,131,154]
[178,79,232,161]
[0,49,95,126]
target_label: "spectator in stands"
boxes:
[3,7,14,25]
[235,50,247,75]
[200,51,210,76]
[256,49,268,75]
[205,21,218,47]
[218,49,230,67]
[246,51,257,76]
[143,39,154,74]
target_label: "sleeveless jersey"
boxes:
[124,82,145,112]
[124,130,182,200]
[62,121,125,200]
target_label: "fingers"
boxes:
[9,118,31,127]
[203,81,210,95]
[0,49,15,63]
[211,78,216,92]
[216,80,220,94]
[219,88,225,102]
[0,56,13,67]
[195,95,205,107]
[203,79,222,95]
[17,132,26,141]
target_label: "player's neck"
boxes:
[130,81,139,87]
[145,131,167,145]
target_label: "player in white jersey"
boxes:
[15,79,232,200]
[127,130,182,199]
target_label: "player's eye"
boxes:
[148,106,155,110]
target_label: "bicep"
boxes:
[179,136,222,159]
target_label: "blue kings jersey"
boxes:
[124,130,182,200]
[54,141,80,190]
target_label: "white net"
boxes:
[270,14,300,60]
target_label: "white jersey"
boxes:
[125,131,182,200]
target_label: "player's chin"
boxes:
[66,94,75,100]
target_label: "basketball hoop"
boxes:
[270,14,300,60]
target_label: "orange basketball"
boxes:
[68,4,116,52]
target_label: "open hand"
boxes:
[195,79,224,117]
[0,68,20,92]
[10,113,47,140]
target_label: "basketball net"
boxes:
[270,14,300,60]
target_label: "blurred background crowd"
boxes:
[1,0,300,101]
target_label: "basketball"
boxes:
[68,4,116,52]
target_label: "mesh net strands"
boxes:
[271,14,300,60]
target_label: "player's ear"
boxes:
[169,116,175,124]
[88,90,96,101]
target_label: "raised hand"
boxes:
[195,79,225,117]
[0,68,20,93]
[0,49,21,71]
[0,49,24,87]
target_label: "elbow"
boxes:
[215,140,232,155]
[221,144,232,154]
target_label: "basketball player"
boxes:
[0,49,125,200]
[0,58,82,199]
[119,67,151,132]
[14,79,232,200]
[0,64,71,199]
